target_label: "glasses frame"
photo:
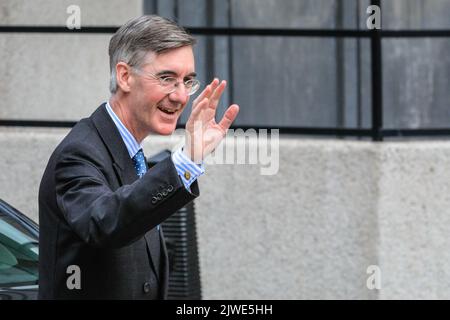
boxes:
[131,67,201,96]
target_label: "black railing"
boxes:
[1,0,450,141]
[1,26,450,38]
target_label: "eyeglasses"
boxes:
[132,68,201,96]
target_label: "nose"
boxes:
[168,84,189,105]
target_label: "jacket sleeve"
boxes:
[54,143,199,249]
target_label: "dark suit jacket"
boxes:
[38,103,199,299]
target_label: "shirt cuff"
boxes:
[172,147,205,190]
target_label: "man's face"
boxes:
[129,45,195,136]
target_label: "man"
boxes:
[38,15,239,299]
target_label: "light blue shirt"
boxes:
[105,102,204,191]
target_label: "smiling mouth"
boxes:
[157,106,178,115]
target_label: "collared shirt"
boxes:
[105,102,204,190]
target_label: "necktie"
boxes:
[132,149,147,178]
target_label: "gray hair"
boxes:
[108,15,196,93]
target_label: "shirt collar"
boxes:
[105,101,142,159]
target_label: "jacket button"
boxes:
[162,190,168,196]
[143,282,151,293]
[167,185,174,192]
[151,197,158,204]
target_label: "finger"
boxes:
[218,104,239,131]
[192,95,210,115]
[193,78,220,105]
[208,78,220,92]
[205,78,220,100]
[208,80,227,110]
[193,84,211,106]
[190,98,209,120]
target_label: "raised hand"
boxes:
[184,78,239,163]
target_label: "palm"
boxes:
[184,79,239,163]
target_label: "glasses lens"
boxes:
[160,77,177,87]
[157,78,201,96]
[187,80,200,96]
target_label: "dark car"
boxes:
[0,199,39,300]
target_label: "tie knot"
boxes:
[132,149,147,178]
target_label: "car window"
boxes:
[0,212,38,286]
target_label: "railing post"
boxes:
[370,0,383,141]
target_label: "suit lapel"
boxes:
[91,104,134,180]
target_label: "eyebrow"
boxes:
[155,70,197,78]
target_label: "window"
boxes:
[0,211,38,287]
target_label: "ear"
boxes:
[115,62,133,93]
